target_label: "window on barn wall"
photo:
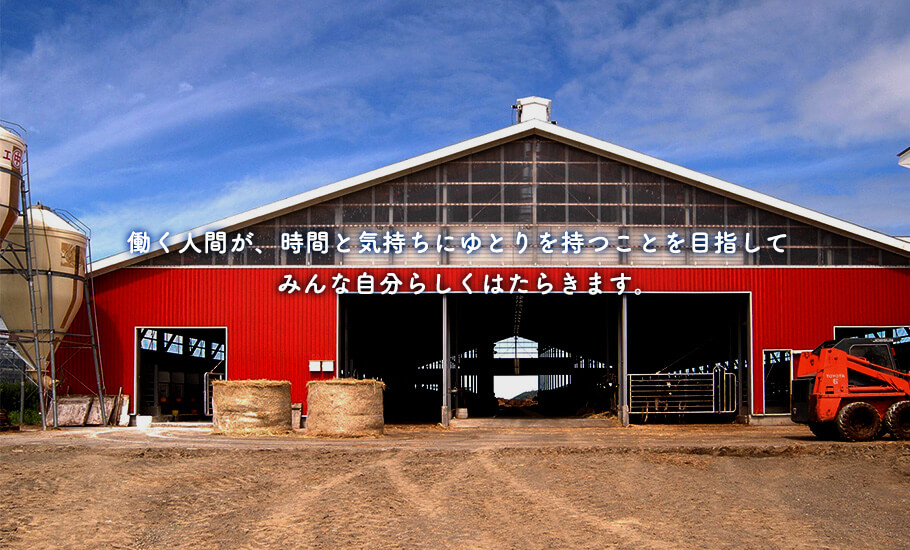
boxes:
[140,329,157,351]
[189,338,206,358]
[165,333,183,355]
[136,136,910,268]
[212,342,225,361]
[493,336,539,359]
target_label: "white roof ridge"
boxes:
[91,119,910,275]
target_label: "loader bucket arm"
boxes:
[842,355,910,394]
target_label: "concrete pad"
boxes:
[150,421,213,428]
[749,414,797,426]
[449,417,621,429]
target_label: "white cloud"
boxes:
[82,173,306,259]
[81,148,400,258]
[2,1,534,193]
[551,0,910,154]
[797,38,910,143]
[31,72,345,183]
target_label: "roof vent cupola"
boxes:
[514,96,552,123]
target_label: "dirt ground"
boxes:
[2,423,909,549]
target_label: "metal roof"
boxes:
[91,119,910,275]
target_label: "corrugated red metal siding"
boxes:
[63,266,910,415]
[66,268,337,410]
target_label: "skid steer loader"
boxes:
[791,338,910,441]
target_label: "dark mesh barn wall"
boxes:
[140,137,909,268]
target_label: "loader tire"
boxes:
[836,402,881,442]
[808,422,837,440]
[884,401,910,440]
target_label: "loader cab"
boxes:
[804,338,900,387]
[846,343,898,372]
[814,337,897,366]
[817,337,901,376]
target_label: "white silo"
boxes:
[0,205,87,373]
[0,125,25,242]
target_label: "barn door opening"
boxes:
[762,350,792,415]
[337,295,443,423]
[136,327,226,421]
[626,293,749,421]
[448,294,618,419]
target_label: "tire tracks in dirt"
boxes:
[378,453,503,549]
[241,452,408,549]
[475,452,675,549]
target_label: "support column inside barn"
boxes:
[618,293,629,427]
[441,294,451,426]
[737,302,745,418]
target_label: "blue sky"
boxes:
[1,0,909,259]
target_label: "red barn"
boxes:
[68,97,910,425]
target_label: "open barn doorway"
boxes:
[338,291,749,424]
[338,295,443,423]
[135,327,226,421]
[338,293,618,422]
[625,293,750,422]
[448,294,618,419]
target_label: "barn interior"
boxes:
[340,292,750,423]
[135,327,227,421]
[626,294,749,420]
[339,293,617,422]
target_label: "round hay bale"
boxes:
[306,379,385,437]
[212,379,292,435]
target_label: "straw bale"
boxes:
[306,378,387,387]
[306,379,384,437]
[212,379,292,435]
[213,379,289,388]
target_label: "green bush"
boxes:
[8,409,42,425]
[1,381,42,425]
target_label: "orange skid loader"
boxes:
[791,338,910,441]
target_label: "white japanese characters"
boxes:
[129,229,789,257]
[277,271,641,296]
[127,231,151,254]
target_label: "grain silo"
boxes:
[0,124,25,242]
